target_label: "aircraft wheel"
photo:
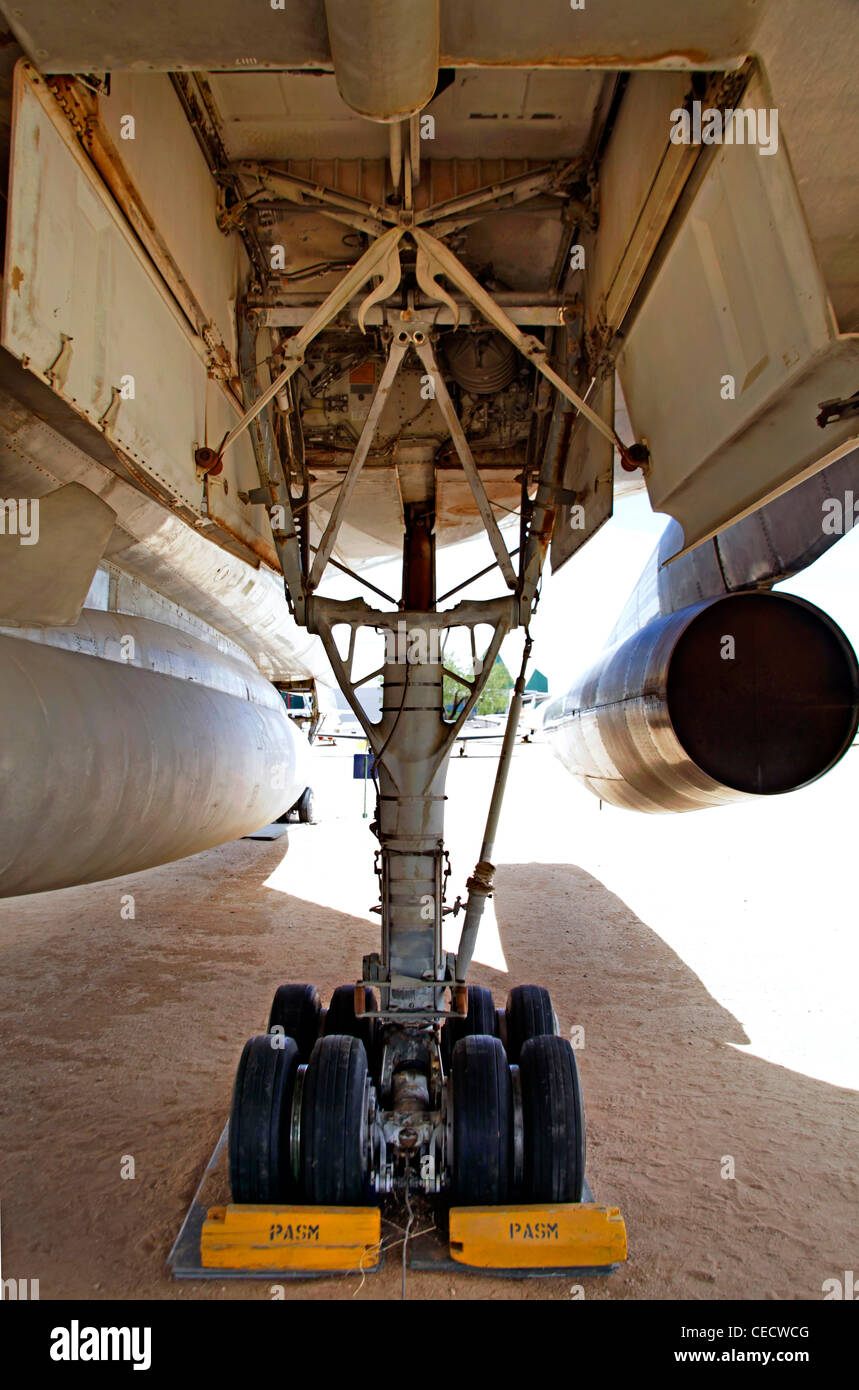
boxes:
[275,787,315,824]
[441,984,496,1069]
[518,1035,586,1202]
[505,984,556,1063]
[324,984,379,1075]
[451,1035,512,1204]
[267,983,321,1061]
[300,1035,371,1204]
[229,1034,299,1202]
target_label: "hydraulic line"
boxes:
[455,632,533,978]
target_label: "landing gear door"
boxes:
[550,373,614,573]
[616,71,859,555]
[1,63,278,570]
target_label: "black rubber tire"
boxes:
[505,984,556,1063]
[301,1035,369,1204]
[267,983,321,1061]
[229,1034,299,1202]
[441,984,496,1070]
[451,1035,512,1205]
[518,1035,586,1202]
[323,985,378,1072]
[275,787,315,824]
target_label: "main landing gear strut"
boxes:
[194,225,631,1277]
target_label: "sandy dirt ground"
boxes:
[1,741,857,1301]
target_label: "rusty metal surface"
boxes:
[241,157,549,216]
[415,334,518,588]
[0,1,331,72]
[586,71,691,335]
[1,64,279,568]
[5,4,851,601]
[47,75,240,379]
[308,334,409,588]
[435,468,521,546]
[95,72,248,364]
[258,302,566,329]
[1,0,762,72]
[550,373,614,573]
[591,70,725,350]
[439,0,763,69]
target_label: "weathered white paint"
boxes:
[617,73,859,550]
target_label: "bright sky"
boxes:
[776,510,859,647]
[318,487,668,689]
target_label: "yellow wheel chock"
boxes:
[194,1200,627,1276]
[449,1203,627,1270]
[200,1205,382,1273]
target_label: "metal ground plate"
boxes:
[169,1125,617,1281]
[168,1124,384,1280]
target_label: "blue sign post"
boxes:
[352,749,376,819]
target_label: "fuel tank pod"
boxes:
[0,613,307,895]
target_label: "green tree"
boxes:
[477,655,513,715]
[442,653,512,717]
[442,653,471,717]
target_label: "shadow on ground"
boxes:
[0,842,855,1300]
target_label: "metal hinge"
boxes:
[817,389,859,429]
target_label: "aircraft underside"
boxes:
[0,0,856,1276]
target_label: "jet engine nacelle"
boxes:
[544,592,859,813]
